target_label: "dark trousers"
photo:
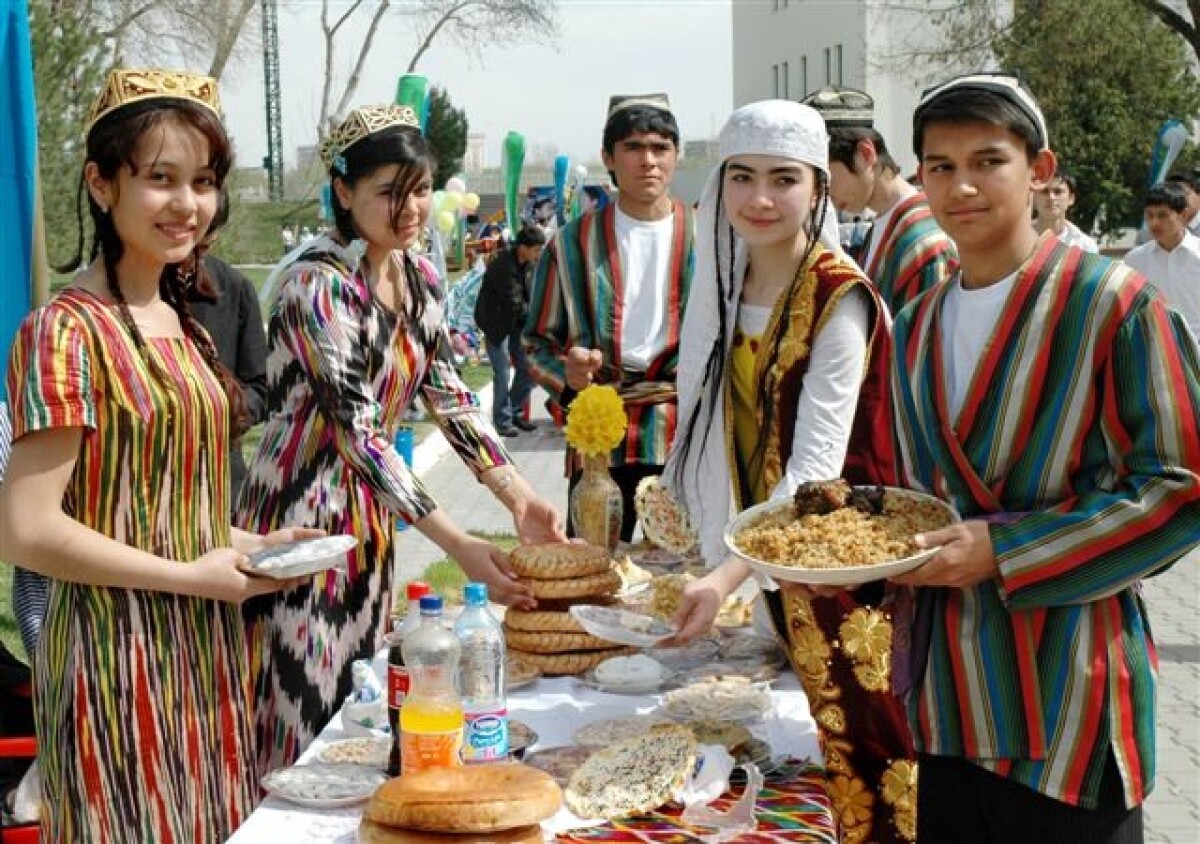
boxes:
[567,462,664,542]
[918,752,1143,844]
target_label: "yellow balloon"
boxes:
[441,192,462,213]
[462,192,481,212]
[436,210,457,233]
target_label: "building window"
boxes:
[824,47,831,85]
[782,61,789,98]
[836,44,843,85]
[801,55,808,97]
[772,63,780,98]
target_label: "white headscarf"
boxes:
[664,100,845,566]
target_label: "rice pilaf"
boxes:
[733,491,952,569]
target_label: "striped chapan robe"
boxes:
[860,192,956,317]
[524,199,693,472]
[890,233,1200,809]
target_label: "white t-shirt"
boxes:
[1056,221,1099,253]
[1124,232,1200,339]
[615,206,674,370]
[861,204,896,274]
[940,272,1019,420]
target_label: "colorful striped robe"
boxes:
[524,200,693,471]
[861,192,957,317]
[891,234,1200,809]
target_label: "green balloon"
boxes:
[503,131,526,237]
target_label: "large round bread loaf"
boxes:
[355,816,544,844]
[522,569,622,599]
[364,765,562,832]
[504,608,584,633]
[358,819,545,844]
[502,628,613,654]
[509,542,611,579]
[507,646,637,676]
[565,725,697,820]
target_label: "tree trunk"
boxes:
[406,0,475,72]
[332,0,393,120]
[207,0,258,80]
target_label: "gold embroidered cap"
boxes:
[87,68,221,135]
[321,104,421,172]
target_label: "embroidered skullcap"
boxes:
[718,99,830,176]
[87,68,220,137]
[802,86,874,128]
[321,104,421,172]
[606,92,672,122]
[915,72,1049,151]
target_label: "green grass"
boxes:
[0,563,29,665]
[396,532,518,615]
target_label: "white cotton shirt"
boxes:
[1124,231,1200,339]
[735,286,870,501]
[940,272,1019,420]
[861,204,896,274]
[1056,221,1099,254]
[615,206,675,370]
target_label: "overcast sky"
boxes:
[220,1,733,171]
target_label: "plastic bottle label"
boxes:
[400,728,464,774]
[463,708,508,763]
[388,665,410,708]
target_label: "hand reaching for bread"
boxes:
[456,537,536,609]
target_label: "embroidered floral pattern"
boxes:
[839,607,893,693]
[880,759,918,842]
[827,774,874,844]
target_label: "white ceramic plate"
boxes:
[723,488,958,586]
[644,637,720,671]
[576,665,675,696]
[260,762,386,808]
[246,534,358,580]
[568,604,677,648]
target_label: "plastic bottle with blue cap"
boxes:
[454,582,509,763]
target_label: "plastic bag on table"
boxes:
[680,760,764,843]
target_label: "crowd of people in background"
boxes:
[0,61,1197,844]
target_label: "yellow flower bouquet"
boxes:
[564,385,627,457]
[564,385,627,550]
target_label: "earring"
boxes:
[97,203,108,214]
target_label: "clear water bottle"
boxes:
[400,595,464,774]
[454,582,509,763]
[387,581,431,776]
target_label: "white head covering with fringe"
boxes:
[664,100,845,566]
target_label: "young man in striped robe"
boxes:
[889,73,1200,843]
[524,93,694,539]
[804,86,957,317]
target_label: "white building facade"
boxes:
[732,0,1012,176]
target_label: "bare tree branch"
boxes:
[332,0,392,121]
[1132,0,1200,61]
[406,0,473,72]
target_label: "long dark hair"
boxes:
[329,125,436,323]
[58,99,250,435]
[669,163,830,509]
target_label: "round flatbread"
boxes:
[523,569,623,600]
[504,608,584,633]
[565,724,698,820]
[358,819,546,844]
[506,656,542,690]
[506,646,636,676]
[634,477,697,554]
[503,627,615,654]
[364,764,562,832]
[572,714,672,748]
[509,542,612,579]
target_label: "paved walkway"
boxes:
[395,386,1199,842]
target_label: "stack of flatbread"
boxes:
[359,764,561,844]
[504,543,636,675]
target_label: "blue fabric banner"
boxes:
[0,0,38,403]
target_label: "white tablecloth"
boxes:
[226,656,820,843]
